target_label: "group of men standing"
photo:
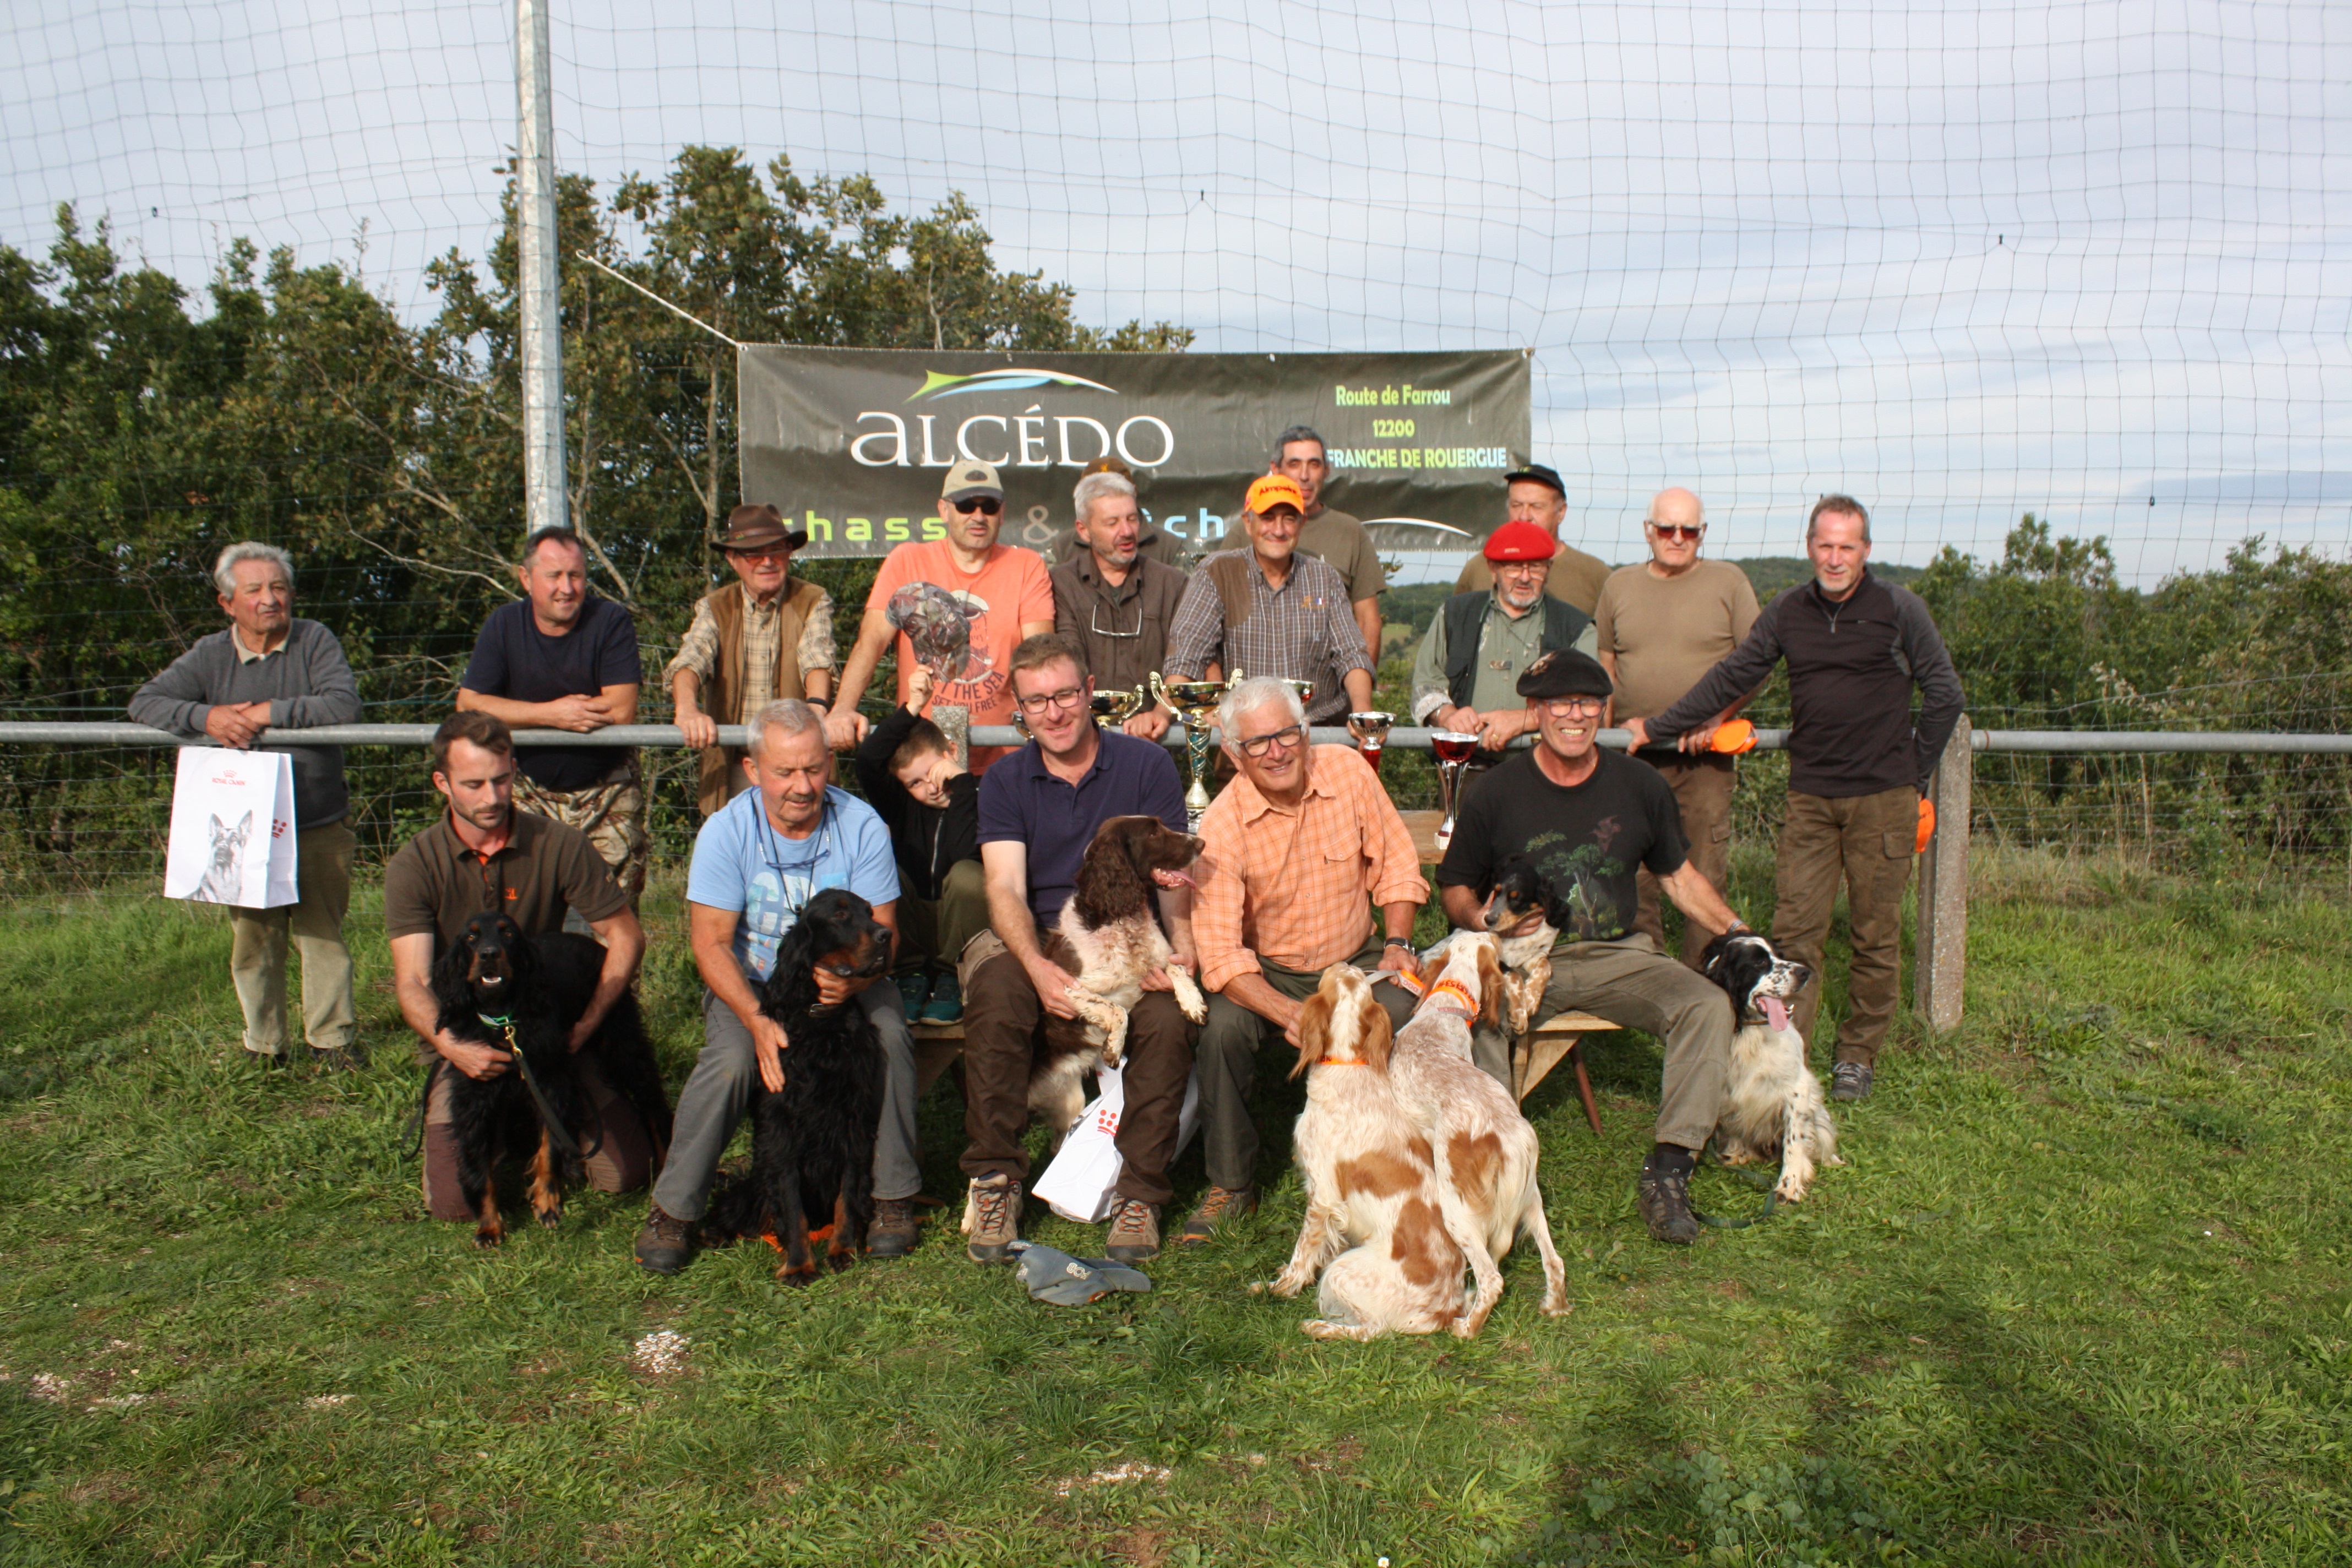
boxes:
[130,430,1961,1260]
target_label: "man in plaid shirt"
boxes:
[1162,476,1374,724]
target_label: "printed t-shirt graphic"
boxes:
[868,540,1054,772]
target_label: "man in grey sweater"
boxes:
[130,543,363,1065]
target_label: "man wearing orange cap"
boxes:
[1162,475,1374,724]
[1592,487,1761,967]
[1411,518,1599,755]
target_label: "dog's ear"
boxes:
[1359,1001,1395,1075]
[1474,939,1507,1030]
[1290,986,1337,1080]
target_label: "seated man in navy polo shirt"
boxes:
[959,634,1199,1267]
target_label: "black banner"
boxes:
[737,346,1532,557]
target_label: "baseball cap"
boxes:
[1245,474,1307,515]
[1515,649,1615,702]
[942,460,1004,503]
[1502,461,1567,497]
[1483,520,1559,562]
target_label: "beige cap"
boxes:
[941,460,1003,502]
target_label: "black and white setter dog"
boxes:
[431,912,672,1247]
[1034,814,1205,1129]
[704,889,894,1284]
[1699,929,1843,1202]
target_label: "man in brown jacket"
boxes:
[667,504,838,816]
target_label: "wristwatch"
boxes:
[1385,936,1416,950]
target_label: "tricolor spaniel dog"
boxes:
[1415,854,1559,1037]
[1386,935,1570,1335]
[1030,815,1208,1131]
[1257,963,1468,1341]
[1700,930,1843,1203]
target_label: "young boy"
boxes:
[853,665,983,1023]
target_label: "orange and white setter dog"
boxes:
[1385,935,1571,1335]
[1256,963,1468,1340]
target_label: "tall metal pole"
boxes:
[515,0,566,539]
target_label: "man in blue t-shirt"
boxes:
[631,700,916,1275]
[458,529,648,906]
[960,634,1199,1268]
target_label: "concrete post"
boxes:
[1914,716,1972,1031]
[515,0,566,540]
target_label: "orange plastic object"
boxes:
[1709,718,1758,755]
[1915,799,1936,853]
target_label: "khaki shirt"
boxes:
[383,808,628,947]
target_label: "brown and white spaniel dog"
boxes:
[1256,963,1468,1341]
[1385,934,1571,1335]
[1025,815,1208,1139]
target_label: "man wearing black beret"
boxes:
[1434,648,1753,1245]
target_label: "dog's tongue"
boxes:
[1763,997,1790,1032]
[1152,868,1196,890]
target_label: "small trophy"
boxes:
[1275,678,1315,712]
[1091,687,1147,729]
[1150,669,1239,832]
[1429,729,1482,858]
[1347,710,1396,772]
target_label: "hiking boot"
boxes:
[919,970,963,1026]
[1636,1164,1701,1245]
[1104,1197,1162,1264]
[895,973,932,1018]
[965,1175,1022,1264]
[867,1197,921,1258]
[1831,1062,1874,1102]
[1178,1185,1257,1244]
[309,1043,362,1073]
[633,1202,695,1275]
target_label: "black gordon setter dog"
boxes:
[703,888,894,1284]
[432,912,673,1247]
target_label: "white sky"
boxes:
[6,0,2348,581]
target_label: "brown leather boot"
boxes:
[1178,1185,1257,1244]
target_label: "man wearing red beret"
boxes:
[1411,518,1600,758]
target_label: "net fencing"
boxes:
[2,2,2348,890]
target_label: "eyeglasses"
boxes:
[1539,697,1607,717]
[1237,723,1305,757]
[1014,685,1087,715]
[1088,597,1142,639]
[728,547,794,563]
[952,496,1003,515]
[1647,523,1703,541]
[1494,559,1549,575]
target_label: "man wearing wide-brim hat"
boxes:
[665,503,838,816]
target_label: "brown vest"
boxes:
[1206,551,1259,631]
[694,578,824,816]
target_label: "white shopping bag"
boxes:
[1034,1063,1202,1224]
[163,747,299,909]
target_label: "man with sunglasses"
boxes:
[958,635,1198,1267]
[1050,467,1187,741]
[825,461,1056,775]
[1439,650,1751,1246]
[633,699,918,1275]
[666,504,838,817]
[1411,518,1599,760]
[1185,676,1428,1245]
[1453,462,1614,614]
[1591,488,1761,967]
[1163,475,1375,725]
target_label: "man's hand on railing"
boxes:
[203,700,271,749]
[823,706,869,750]
[674,705,718,750]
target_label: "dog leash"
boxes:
[476,1013,603,1161]
[403,1059,440,1158]
[1689,1146,1779,1229]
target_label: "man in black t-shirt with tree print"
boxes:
[1437,649,1754,1246]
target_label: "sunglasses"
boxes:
[1647,523,1703,541]
[952,496,1003,515]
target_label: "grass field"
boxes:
[1,851,2348,1566]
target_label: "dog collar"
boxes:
[1418,978,1478,1019]
[476,1011,514,1031]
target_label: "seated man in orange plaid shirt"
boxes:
[1183,676,1428,1244]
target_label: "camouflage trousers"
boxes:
[514,754,649,903]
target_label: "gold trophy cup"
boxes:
[1150,669,1239,831]
[1090,687,1147,729]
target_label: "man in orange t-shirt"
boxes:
[824,460,1057,774]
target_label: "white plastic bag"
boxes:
[1035,1063,1202,1223]
[163,747,298,909]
